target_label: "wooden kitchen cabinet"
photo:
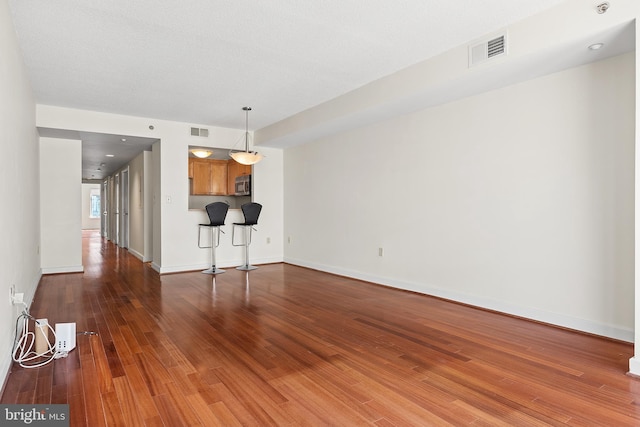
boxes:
[227,160,251,193]
[190,158,228,195]
[209,160,228,195]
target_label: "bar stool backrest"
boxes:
[205,202,229,226]
[240,202,262,226]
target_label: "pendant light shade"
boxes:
[230,107,263,165]
[190,149,212,158]
[230,150,264,165]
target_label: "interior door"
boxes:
[120,169,129,249]
[101,179,108,238]
[114,173,120,246]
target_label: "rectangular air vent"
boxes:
[487,35,505,58]
[469,33,507,67]
[190,127,209,137]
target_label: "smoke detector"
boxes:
[596,2,610,14]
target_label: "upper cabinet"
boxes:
[227,159,251,194]
[189,157,252,196]
[189,158,229,195]
[209,160,228,195]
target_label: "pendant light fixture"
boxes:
[230,107,263,165]
[190,149,212,158]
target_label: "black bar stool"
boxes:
[232,202,262,271]
[198,202,229,274]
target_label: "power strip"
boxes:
[55,322,76,352]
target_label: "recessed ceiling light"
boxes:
[106,154,114,157]
[121,138,126,142]
[588,43,604,50]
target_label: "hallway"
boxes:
[1,231,640,425]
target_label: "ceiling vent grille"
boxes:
[190,127,209,137]
[487,36,505,58]
[469,33,507,67]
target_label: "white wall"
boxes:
[81,183,101,229]
[632,19,640,375]
[35,106,284,273]
[40,137,83,273]
[143,151,153,261]
[284,52,635,341]
[129,153,143,258]
[158,127,283,273]
[0,0,40,386]
[128,151,153,261]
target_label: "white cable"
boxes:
[11,309,67,368]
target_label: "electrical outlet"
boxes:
[12,293,24,305]
[288,236,292,244]
[378,247,384,257]
[266,237,271,244]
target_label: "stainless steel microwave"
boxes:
[235,175,251,196]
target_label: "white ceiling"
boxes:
[9,0,568,130]
[7,0,604,179]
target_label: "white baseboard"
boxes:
[156,256,283,274]
[284,256,634,343]
[629,357,640,376]
[128,248,150,262]
[41,265,84,275]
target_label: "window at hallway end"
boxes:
[89,189,101,219]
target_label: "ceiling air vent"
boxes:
[469,33,507,67]
[190,127,209,137]
[487,35,505,58]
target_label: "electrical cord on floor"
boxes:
[11,307,68,368]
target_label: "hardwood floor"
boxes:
[2,230,640,425]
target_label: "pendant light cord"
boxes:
[243,106,252,153]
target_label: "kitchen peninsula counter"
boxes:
[188,194,251,210]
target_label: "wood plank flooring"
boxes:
[2,230,640,425]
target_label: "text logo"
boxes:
[0,405,69,426]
